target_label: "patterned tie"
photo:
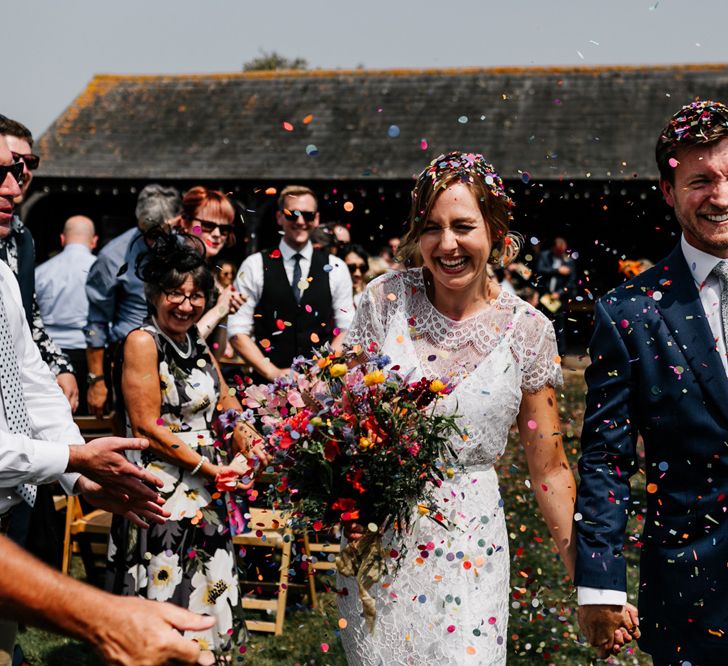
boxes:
[711,260,728,351]
[0,292,37,507]
[292,253,303,304]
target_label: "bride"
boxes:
[337,152,577,664]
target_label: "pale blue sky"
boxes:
[7,0,728,136]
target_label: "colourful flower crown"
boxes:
[422,152,514,218]
[660,99,728,144]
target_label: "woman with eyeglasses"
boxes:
[106,231,268,660]
[176,186,246,341]
[341,243,370,308]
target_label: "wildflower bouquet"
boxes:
[241,345,462,629]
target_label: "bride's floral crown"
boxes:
[421,151,515,221]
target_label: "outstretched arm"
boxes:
[0,535,215,666]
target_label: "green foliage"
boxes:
[242,51,308,71]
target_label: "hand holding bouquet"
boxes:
[242,344,463,630]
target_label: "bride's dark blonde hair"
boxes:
[398,152,521,267]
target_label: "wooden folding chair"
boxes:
[61,495,112,583]
[232,508,293,636]
[301,531,341,609]
[59,412,118,581]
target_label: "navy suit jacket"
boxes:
[576,244,728,663]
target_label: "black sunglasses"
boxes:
[347,262,368,274]
[281,209,317,223]
[0,162,24,185]
[11,151,40,171]
[191,217,234,236]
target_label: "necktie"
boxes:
[292,253,303,304]
[711,260,728,351]
[0,292,37,507]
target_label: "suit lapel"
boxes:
[655,245,728,424]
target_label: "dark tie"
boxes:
[0,292,37,507]
[712,260,728,350]
[292,253,303,304]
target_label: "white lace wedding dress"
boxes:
[337,268,562,666]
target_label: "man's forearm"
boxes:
[0,534,111,641]
[229,333,280,379]
[86,346,105,376]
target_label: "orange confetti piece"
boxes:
[647,483,658,493]
[303,114,313,124]
[338,618,348,629]
[396,335,404,344]
[386,292,397,301]
[310,333,320,343]
[265,186,277,195]
[466,647,477,655]
[343,201,354,212]
[259,338,271,349]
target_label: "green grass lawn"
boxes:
[20,367,651,665]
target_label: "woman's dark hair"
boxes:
[340,243,370,268]
[136,229,216,313]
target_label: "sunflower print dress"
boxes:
[106,319,247,660]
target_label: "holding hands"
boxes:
[578,603,641,658]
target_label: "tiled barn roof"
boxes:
[37,64,728,181]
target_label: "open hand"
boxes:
[77,476,169,528]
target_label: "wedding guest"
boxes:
[85,184,181,417]
[215,259,237,289]
[535,237,577,356]
[338,152,588,664]
[228,185,353,381]
[175,186,245,341]
[0,534,216,666]
[35,215,98,414]
[0,115,78,411]
[0,135,169,665]
[341,243,370,308]
[364,255,390,283]
[106,231,267,659]
[576,99,728,664]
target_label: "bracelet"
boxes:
[190,455,208,476]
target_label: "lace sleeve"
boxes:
[518,312,563,393]
[345,274,393,351]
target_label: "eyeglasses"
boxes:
[347,262,368,274]
[281,209,317,223]
[190,217,234,236]
[0,162,24,185]
[11,151,40,171]
[163,290,206,307]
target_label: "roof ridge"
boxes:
[88,62,728,83]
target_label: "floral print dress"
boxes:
[106,319,247,659]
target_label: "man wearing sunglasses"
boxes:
[0,116,79,415]
[228,185,354,381]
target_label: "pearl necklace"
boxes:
[152,316,192,359]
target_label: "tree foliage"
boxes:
[243,51,308,71]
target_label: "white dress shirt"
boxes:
[228,239,355,338]
[0,260,82,514]
[578,234,728,606]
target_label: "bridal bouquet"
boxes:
[241,345,462,629]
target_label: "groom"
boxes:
[576,99,728,665]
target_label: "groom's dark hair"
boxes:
[656,99,728,182]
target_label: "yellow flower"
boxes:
[359,436,372,450]
[446,468,455,479]
[429,379,446,393]
[363,370,386,386]
[329,363,348,378]
[310,416,323,427]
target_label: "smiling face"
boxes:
[418,182,492,300]
[153,275,206,341]
[181,202,233,258]
[660,137,728,258]
[276,193,319,250]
